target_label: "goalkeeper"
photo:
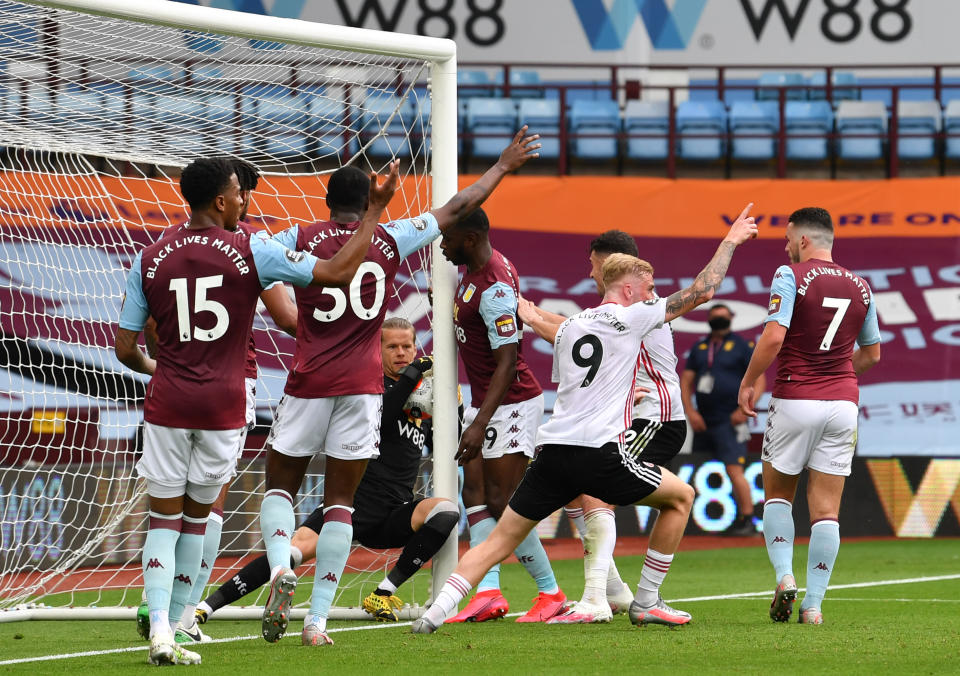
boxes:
[194,319,460,626]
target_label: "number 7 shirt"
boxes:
[764,259,881,404]
[118,226,319,430]
[271,213,439,398]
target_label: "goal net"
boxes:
[0,0,459,621]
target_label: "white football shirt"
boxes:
[632,323,685,423]
[537,299,666,448]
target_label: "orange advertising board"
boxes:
[1,171,959,239]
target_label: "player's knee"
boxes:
[485,494,508,520]
[677,482,695,513]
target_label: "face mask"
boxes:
[708,317,731,331]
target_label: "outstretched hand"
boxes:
[496,126,541,172]
[724,202,759,246]
[369,159,400,210]
[517,296,541,325]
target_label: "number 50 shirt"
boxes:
[271,213,439,398]
[537,299,666,448]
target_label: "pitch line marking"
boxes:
[2,573,957,666]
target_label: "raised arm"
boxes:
[431,127,540,231]
[663,203,758,323]
[309,160,400,286]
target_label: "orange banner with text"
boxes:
[2,171,960,239]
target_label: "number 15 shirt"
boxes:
[537,299,666,449]
[119,226,319,431]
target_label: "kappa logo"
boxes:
[508,440,520,448]
[772,536,788,543]
[814,562,829,571]
[272,529,288,538]
[509,411,521,419]
[145,558,164,570]
[174,574,193,585]
[571,0,708,51]
[493,288,506,299]
[321,572,338,583]
[509,425,520,434]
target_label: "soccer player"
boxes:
[411,210,759,635]
[137,158,298,644]
[192,319,459,626]
[439,207,567,624]
[737,207,881,625]
[258,128,542,646]
[115,156,398,665]
[517,228,692,623]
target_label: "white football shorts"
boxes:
[244,377,257,431]
[267,393,382,461]
[761,397,859,476]
[138,423,245,492]
[463,394,544,460]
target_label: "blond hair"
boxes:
[601,253,655,288]
[382,316,415,339]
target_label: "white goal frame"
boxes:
[5,0,460,620]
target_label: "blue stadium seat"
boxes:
[676,100,727,160]
[466,98,517,157]
[127,65,183,93]
[785,101,833,160]
[308,96,353,160]
[568,99,620,160]
[21,83,55,126]
[508,70,542,98]
[896,100,941,159]
[150,93,210,155]
[254,89,311,158]
[458,70,495,99]
[517,98,560,158]
[836,101,887,160]
[729,100,779,160]
[808,71,859,102]
[623,100,669,160]
[943,100,960,158]
[756,72,806,101]
[359,94,415,159]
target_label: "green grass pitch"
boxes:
[2,539,958,674]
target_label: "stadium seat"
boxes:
[508,70,542,98]
[517,98,560,158]
[785,101,834,160]
[836,100,888,160]
[359,94,415,159]
[808,71,859,102]
[150,93,210,155]
[458,70,495,99]
[896,100,941,159]
[943,100,960,158]
[623,100,669,160]
[568,99,620,160]
[466,98,517,158]
[308,96,354,160]
[127,65,183,93]
[756,72,806,101]
[254,89,311,158]
[729,100,779,160]
[676,100,727,160]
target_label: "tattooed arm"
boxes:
[663,203,758,323]
[431,126,541,231]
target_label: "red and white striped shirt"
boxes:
[633,323,685,423]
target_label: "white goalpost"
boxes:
[0,0,459,622]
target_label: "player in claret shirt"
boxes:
[439,207,569,624]
[738,207,881,626]
[258,129,542,647]
[115,156,398,665]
